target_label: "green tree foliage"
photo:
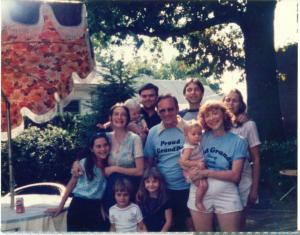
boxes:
[85,0,284,141]
[1,125,75,193]
[259,139,297,208]
[91,55,137,124]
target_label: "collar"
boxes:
[157,115,186,135]
[187,108,199,112]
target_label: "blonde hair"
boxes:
[198,100,235,131]
[184,119,202,134]
[124,98,141,111]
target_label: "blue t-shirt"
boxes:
[72,158,107,199]
[202,132,248,171]
[144,122,189,190]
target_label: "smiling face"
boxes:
[203,108,225,132]
[184,82,204,107]
[140,89,157,110]
[144,177,160,197]
[115,190,130,208]
[90,137,110,160]
[223,91,240,115]
[110,106,129,129]
[157,97,179,128]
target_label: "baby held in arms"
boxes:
[180,120,208,211]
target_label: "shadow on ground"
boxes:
[247,209,297,232]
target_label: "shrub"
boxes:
[1,125,75,194]
[258,139,297,208]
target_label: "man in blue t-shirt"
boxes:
[144,94,193,231]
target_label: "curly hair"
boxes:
[198,100,235,132]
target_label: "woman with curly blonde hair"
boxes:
[187,100,248,232]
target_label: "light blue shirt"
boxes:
[202,131,248,171]
[72,158,107,199]
[144,117,189,190]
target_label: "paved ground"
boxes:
[247,209,297,232]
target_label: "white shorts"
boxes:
[238,160,252,207]
[188,178,243,214]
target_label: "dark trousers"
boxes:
[67,197,109,232]
[168,188,191,231]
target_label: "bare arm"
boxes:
[236,113,249,123]
[71,160,84,177]
[110,223,116,232]
[137,220,147,232]
[127,122,141,134]
[105,157,144,176]
[141,119,149,132]
[96,121,111,129]
[180,148,201,169]
[190,159,245,184]
[248,145,260,203]
[161,208,172,232]
[45,176,77,216]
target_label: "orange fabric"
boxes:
[1,4,93,133]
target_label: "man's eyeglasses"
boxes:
[158,107,176,114]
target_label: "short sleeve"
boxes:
[144,128,156,159]
[132,133,143,158]
[79,158,86,170]
[135,205,143,223]
[109,207,116,224]
[184,143,195,149]
[233,137,248,161]
[246,121,261,148]
[163,199,172,210]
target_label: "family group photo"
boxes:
[1,0,297,233]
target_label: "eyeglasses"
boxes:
[158,107,176,114]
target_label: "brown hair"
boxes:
[113,178,134,200]
[156,94,179,109]
[138,83,159,96]
[199,100,235,132]
[109,103,131,127]
[223,89,246,115]
[136,167,168,213]
[183,77,204,95]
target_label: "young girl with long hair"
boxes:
[136,167,172,231]
[45,132,110,231]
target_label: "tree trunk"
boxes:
[240,1,284,141]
